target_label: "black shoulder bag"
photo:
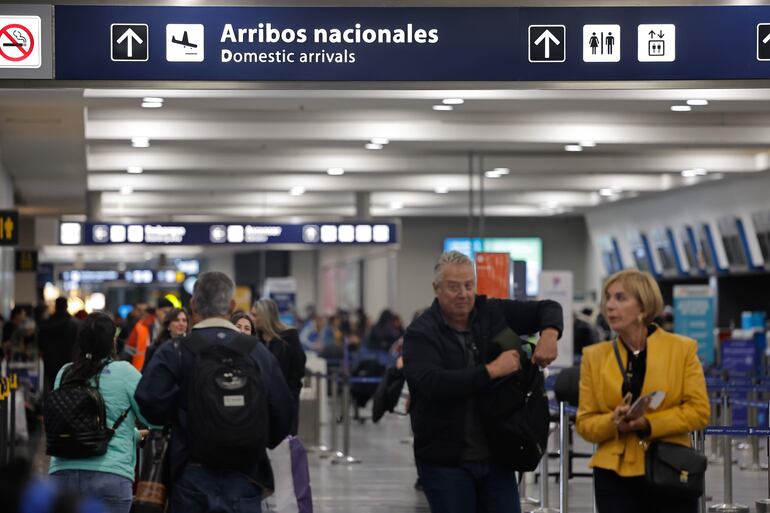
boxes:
[612,340,706,498]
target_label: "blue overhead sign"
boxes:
[53,5,770,82]
[59,221,397,246]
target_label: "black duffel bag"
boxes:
[645,441,707,498]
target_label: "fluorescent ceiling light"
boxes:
[131,136,150,148]
[327,167,345,176]
[485,170,503,178]
[289,186,305,196]
[120,186,133,195]
[493,167,510,175]
[127,166,143,174]
[599,187,620,197]
[370,137,389,145]
[365,143,383,150]
[442,98,464,105]
[670,105,692,112]
[681,168,708,177]
[389,200,404,210]
[565,144,583,152]
[579,141,597,147]
[432,105,453,111]
[141,101,163,109]
[686,99,708,106]
[143,97,164,103]
[434,185,450,194]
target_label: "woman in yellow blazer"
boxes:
[576,269,710,513]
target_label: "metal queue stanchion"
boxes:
[739,389,764,471]
[756,399,770,513]
[709,392,723,464]
[532,424,558,513]
[708,394,749,513]
[331,373,361,465]
[693,430,707,513]
[559,402,570,513]
[319,370,340,460]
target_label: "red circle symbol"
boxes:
[0,23,35,62]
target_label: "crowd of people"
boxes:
[0,253,713,513]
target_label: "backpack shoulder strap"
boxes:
[229,334,258,356]
[181,331,211,356]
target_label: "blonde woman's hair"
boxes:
[252,298,289,342]
[601,269,664,326]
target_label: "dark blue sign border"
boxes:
[54,5,770,82]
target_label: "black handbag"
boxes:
[612,340,706,498]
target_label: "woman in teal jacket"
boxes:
[49,312,151,513]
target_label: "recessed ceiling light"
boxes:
[686,99,708,106]
[127,166,143,174]
[484,170,503,178]
[671,105,692,112]
[119,186,133,195]
[289,186,305,196]
[143,97,163,104]
[565,144,583,152]
[442,98,464,105]
[131,136,150,148]
[599,187,620,197]
[434,186,450,194]
[389,200,404,210]
[681,168,708,177]
[370,137,389,145]
[327,167,345,176]
[141,101,163,109]
[493,167,510,175]
[579,141,597,148]
[432,105,453,111]
[365,143,383,150]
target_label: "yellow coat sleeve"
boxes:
[645,340,710,440]
[576,347,617,444]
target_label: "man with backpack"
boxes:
[403,251,563,513]
[135,271,293,513]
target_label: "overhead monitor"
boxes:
[443,237,542,296]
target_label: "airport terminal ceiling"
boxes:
[3,1,770,264]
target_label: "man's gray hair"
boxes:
[433,250,474,288]
[192,271,235,319]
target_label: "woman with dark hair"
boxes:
[49,312,152,513]
[144,308,190,367]
[252,299,306,435]
[231,311,256,336]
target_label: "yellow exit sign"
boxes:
[0,210,18,246]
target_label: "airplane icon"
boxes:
[171,31,197,49]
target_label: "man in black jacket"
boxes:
[403,251,563,513]
[135,271,292,513]
[38,297,79,393]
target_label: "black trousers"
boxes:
[594,468,698,513]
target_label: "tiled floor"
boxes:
[22,410,770,512]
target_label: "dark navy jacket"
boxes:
[134,319,293,490]
[403,295,563,466]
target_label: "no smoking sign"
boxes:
[0,16,41,68]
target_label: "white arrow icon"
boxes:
[535,29,561,59]
[763,32,770,45]
[116,28,143,58]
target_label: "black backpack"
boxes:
[183,332,268,469]
[478,323,550,471]
[44,360,130,459]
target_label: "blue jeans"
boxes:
[51,469,132,513]
[170,464,263,513]
[416,459,522,513]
